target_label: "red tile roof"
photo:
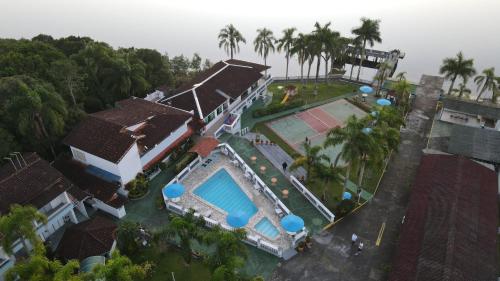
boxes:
[389,154,498,281]
[189,137,219,158]
[55,215,117,261]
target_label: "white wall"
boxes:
[92,199,126,218]
[140,121,190,167]
[71,144,142,186]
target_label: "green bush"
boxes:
[334,199,355,219]
[252,100,305,117]
[127,173,150,199]
[174,152,198,173]
[346,97,372,113]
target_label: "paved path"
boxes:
[244,133,307,179]
[270,75,444,281]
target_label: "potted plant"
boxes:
[297,241,306,252]
[305,235,312,248]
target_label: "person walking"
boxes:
[355,241,364,256]
[351,233,358,246]
[282,162,288,172]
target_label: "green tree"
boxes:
[474,67,498,101]
[116,221,141,256]
[452,82,472,98]
[311,22,336,84]
[5,244,83,281]
[190,53,202,73]
[395,71,407,81]
[0,128,20,161]
[160,210,205,265]
[439,52,476,95]
[0,76,67,158]
[49,59,85,106]
[291,33,309,83]
[277,28,296,81]
[254,28,276,77]
[374,62,391,96]
[0,204,47,255]
[391,78,412,113]
[348,37,362,80]
[352,18,382,81]
[89,251,152,281]
[204,227,247,270]
[290,142,330,183]
[218,24,246,59]
[315,163,343,202]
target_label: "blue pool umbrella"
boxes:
[280,214,304,233]
[359,85,374,94]
[163,183,185,198]
[371,111,379,117]
[376,98,391,106]
[362,127,373,135]
[226,211,249,228]
[343,192,352,200]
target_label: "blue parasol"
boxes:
[226,211,250,228]
[376,98,391,106]
[359,85,374,94]
[280,214,305,233]
[342,192,352,200]
[162,183,185,198]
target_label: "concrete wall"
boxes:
[92,199,126,218]
[140,122,190,166]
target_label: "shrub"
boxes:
[252,100,305,117]
[334,199,355,218]
[174,152,198,173]
[346,97,372,113]
[127,173,150,199]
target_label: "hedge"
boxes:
[252,100,305,118]
[174,152,198,173]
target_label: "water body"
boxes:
[2,0,499,86]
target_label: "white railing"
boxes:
[232,76,273,114]
[240,127,249,136]
[289,175,336,222]
[166,155,202,187]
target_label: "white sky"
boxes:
[1,0,500,83]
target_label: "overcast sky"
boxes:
[1,0,500,82]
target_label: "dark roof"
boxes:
[389,154,498,281]
[161,59,266,118]
[0,153,75,215]
[448,126,500,163]
[64,116,136,164]
[443,97,500,120]
[134,113,190,150]
[91,97,191,128]
[53,158,126,208]
[55,215,117,261]
[225,59,270,72]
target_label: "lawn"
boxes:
[306,171,344,211]
[253,121,300,158]
[267,81,358,107]
[131,246,212,281]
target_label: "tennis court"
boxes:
[266,99,367,164]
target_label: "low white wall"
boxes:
[93,200,126,219]
[140,122,190,167]
[289,176,336,222]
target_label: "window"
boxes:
[217,106,223,115]
[73,149,86,162]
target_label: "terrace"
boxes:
[162,143,308,258]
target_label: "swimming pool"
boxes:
[254,217,280,239]
[193,169,257,220]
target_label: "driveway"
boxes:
[270,75,444,281]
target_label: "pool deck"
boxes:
[176,153,293,250]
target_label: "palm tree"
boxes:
[374,62,391,96]
[474,67,497,101]
[391,79,412,113]
[352,18,382,81]
[324,115,368,193]
[330,36,351,75]
[291,33,309,84]
[312,22,338,84]
[376,106,405,129]
[91,251,152,281]
[0,204,47,255]
[305,34,317,82]
[160,210,205,265]
[254,28,275,77]
[290,142,330,183]
[315,163,343,202]
[218,24,246,59]
[452,82,472,98]
[204,226,247,270]
[439,52,476,95]
[348,37,362,80]
[395,71,407,81]
[277,28,296,81]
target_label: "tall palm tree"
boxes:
[290,142,330,183]
[348,37,362,80]
[374,62,391,96]
[161,210,205,265]
[218,24,246,59]
[330,36,351,75]
[315,163,343,202]
[395,71,407,81]
[474,67,497,101]
[452,82,472,98]
[276,28,296,81]
[254,28,275,77]
[0,204,47,255]
[291,33,309,84]
[392,79,412,113]
[312,22,336,84]
[324,115,368,193]
[352,18,382,81]
[439,52,476,95]
[305,34,316,82]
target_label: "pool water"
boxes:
[254,217,280,239]
[193,169,257,220]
